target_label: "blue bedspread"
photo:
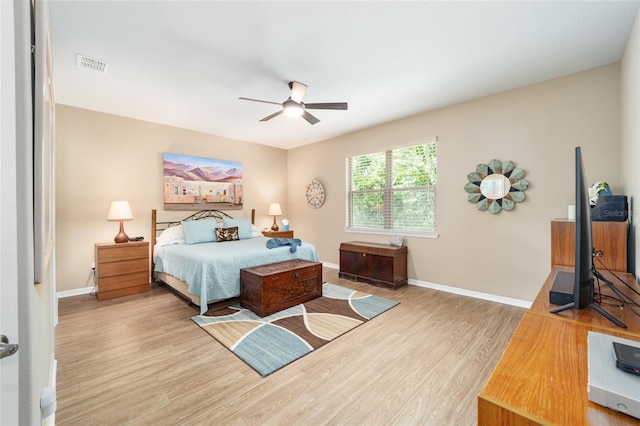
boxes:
[154,236,319,314]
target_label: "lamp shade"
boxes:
[107,201,134,221]
[267,203,283,216]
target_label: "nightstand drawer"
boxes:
[97,244,148,263]
[98,258,148,278]
[98,271,149,292]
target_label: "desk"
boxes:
[478,266,640,425]
[529,266,640,335]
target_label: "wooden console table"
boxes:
[339,241,407,289]
[478,266,640,425]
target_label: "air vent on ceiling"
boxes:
[76,54,108,73]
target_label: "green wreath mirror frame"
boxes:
[464,159,529,213]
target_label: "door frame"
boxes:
[1,0,22,424]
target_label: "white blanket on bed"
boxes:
[154,236,320,314]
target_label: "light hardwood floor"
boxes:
[55,267,525,425]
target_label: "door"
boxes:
[1,0,21,424]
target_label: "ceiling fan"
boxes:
[239,81,348,125]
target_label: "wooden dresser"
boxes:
[339,241,408,289]
[95,241,150,300]
[551,219,628,272]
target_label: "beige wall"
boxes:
[55,106,288,292]
[289,64,621,303]
[57,64,623,303]
[621,11,640,279]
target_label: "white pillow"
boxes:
[156,224,186,246]
[251,224,262,238]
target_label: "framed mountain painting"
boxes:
[163,152,243,211]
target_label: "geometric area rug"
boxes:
[191,283,399,377]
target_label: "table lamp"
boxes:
[107,201,134,243]
[268,203,283,231]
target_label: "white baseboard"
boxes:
[57,287,93,299]
[408,279,531,308]
[323,262,531,309]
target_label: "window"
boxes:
[346,140,437,236]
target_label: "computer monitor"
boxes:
[549,147,626,328]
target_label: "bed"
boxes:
[151,209,320,313]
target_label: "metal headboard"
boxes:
[150,208,256,273]
[153,209,234,235]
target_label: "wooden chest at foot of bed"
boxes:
[240,259,322,317]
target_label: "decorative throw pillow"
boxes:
[156,224,186,246]
[181,219,218,244]
[215,226,239,242]
[222,218,253,239]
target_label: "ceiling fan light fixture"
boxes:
[240,81,347,124]
[283,99,304,117]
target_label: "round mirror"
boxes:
[480,174,511,199]
[464,159,528,213]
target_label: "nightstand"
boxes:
[95,241,149,300]
[262,230,294,238]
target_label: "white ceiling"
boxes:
[49,1,640,150]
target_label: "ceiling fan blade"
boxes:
[304,102,348,110]
[301,110,320,125]
[259,109,284,122]
[239,97,282,106]
[289,81,307,103]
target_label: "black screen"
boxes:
[550,147,626,327]
[574,146,594,309]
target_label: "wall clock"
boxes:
[305,179,325,209]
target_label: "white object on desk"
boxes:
[588,331,640,420]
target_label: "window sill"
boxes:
[344,227,439,239]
